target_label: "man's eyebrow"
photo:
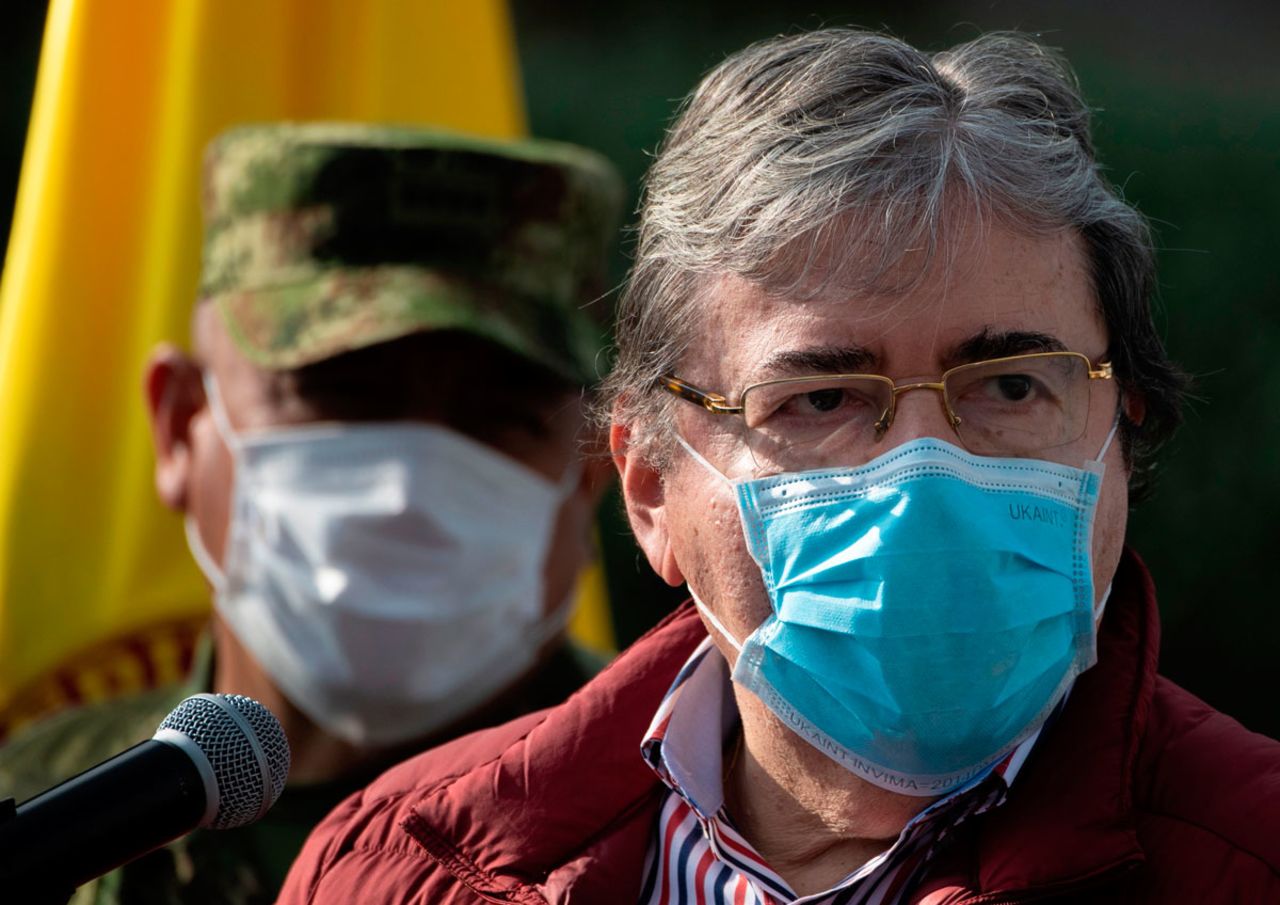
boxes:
[945,329,1068,368]
[756,345,879,380]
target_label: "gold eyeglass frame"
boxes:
[659,350,1113,444]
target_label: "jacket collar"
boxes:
[406,550,1160,902]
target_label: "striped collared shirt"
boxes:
[637,638,1052,905]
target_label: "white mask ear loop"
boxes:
[674,433,734,486]
[185,371,239,593]
[1083,411,1122,478]
[1095,411,1122,462]
[201,371,241,449]
[1095,582,1113,627]
[185,515,227,593]
[1085,414,1119,628]
[688,584,743,654]
[529,582,579,651]
[556,457,584,498]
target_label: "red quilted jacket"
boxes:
[278,551,1280,904]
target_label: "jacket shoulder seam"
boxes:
[303,834,461,904]
[403,812,548,904]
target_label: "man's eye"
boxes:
[747,381,883,429]
[803,388,845,413]
[995,375,1033,402]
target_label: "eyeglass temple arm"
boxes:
[658,376,744,415]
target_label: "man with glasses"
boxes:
[282,30,1279,904]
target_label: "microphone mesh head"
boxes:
[158,694,291,830]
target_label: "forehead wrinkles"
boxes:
[682,273,909,389]
[668,194,1005,364]
[678,220,1096,388]
[679,217,987,380]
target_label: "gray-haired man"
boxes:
[281,30,1280,905]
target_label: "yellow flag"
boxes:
[0,0,611,737]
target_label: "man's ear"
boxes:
[610,421,685,587]
[143,344,204,512]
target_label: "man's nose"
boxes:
[880,384,958,446]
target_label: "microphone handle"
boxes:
[0,739,207,893]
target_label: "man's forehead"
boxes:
[682,226,1102,386]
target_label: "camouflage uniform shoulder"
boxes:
[0,684,185,805]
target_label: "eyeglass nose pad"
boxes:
[879,384,961,446]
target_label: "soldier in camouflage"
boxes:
[0,123,624,904]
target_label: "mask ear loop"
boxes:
[1095,411,1122,462]
[556,457,584,498]
[201,371,241,449]
[675,433,733,486]
[1095,582,1112,627]
[526,580,580,655]
[185,515,227,593]
[688,584,744,654]
[675,436,755,655]
[1090,411,1120,627]
[1083,410,1122,479]
[185,371,239,594]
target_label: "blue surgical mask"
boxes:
[679,426,1117,796]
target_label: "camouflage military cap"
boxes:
[199,122,625,384]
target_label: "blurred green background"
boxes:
[2,2,1276,737]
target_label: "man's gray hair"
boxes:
[604,28,1184,497]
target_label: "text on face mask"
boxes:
[756,679,994,794]
[1007,503,1069,528]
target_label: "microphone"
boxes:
[0,693,291,901]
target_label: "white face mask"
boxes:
[186,374,577,747]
